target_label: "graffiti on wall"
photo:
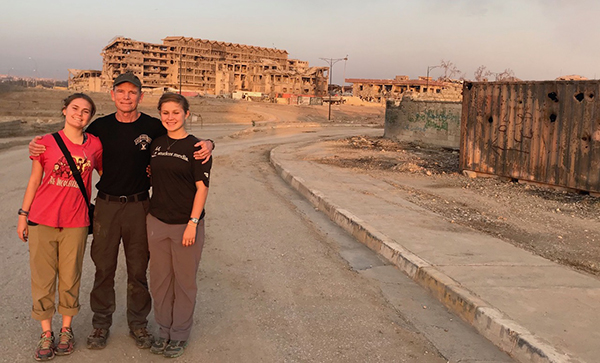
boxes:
[407,109,460,132]
[491,112,534,155]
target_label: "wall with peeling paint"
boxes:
[384,93,462,148]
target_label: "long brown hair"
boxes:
[62,93,96,117]
[157,93,190,113]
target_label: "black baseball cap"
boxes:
[113,72,142,89]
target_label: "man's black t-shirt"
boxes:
[149,134,212,224]
[86,112,166,196]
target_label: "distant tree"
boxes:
[474,66,519,82]
[438,60,461,81]
[495,68,519,81]
[474,65,493,82]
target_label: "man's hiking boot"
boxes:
[129,327,153,349]
[86,328,109,349]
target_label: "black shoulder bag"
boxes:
[52,132,95,234]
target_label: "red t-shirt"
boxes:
[28,131,103,228]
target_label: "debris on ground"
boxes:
[315,135,600,277]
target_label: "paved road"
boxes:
[0,124,512,362]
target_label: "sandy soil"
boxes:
[315,136,600,277]
[0,86,384,127]
[5,86,597,278]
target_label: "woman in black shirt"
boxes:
[146,93,212,358]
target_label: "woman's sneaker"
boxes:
[34,331,55,361]
[163,340,188,358]
[150,337,168,355]
[55,327,75,355]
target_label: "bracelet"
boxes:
[189,217,200,224]
[207,139,215,150]
[18,208,29,216]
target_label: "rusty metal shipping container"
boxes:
[460,81,600,193]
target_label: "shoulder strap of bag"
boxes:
[52,132,91,207]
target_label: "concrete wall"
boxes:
[69,77,102,93]
[384,92,462,149]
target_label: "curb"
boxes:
[270,145,584,363]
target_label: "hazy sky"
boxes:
[2,0,599,84]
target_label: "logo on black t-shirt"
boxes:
[135,134,152,150]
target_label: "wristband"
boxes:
[207,139,215,150]
[18,208,29,216]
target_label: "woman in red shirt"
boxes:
[17,93,102,361]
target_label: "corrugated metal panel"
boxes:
[460,80,600,193]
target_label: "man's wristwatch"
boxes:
[189,217,200,224]
[18,208,29,216]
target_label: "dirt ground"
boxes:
[3,86,598,278]
[315,136,600,277]
[0,86,383,127]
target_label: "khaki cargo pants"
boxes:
[28,225,88,321]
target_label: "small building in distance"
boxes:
[346,75,461,102]
[68,69,102,92]
[555,75,588,81]
[68,36,328,97]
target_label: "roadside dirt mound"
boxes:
[315,135,600,277]
[319,136,459,174]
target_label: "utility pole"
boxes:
[28,57,38,87]
[342,55,348,94]
[179,47,183,94]
[320,56,348,121]
[426,65,440,93]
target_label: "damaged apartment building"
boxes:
[68,36,328,97]
[346,75,461,102]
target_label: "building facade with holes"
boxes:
[346,75,461,102]
[68,36,328,97]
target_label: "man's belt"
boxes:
[97,191,149,203]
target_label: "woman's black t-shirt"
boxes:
[148,134,212,224]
